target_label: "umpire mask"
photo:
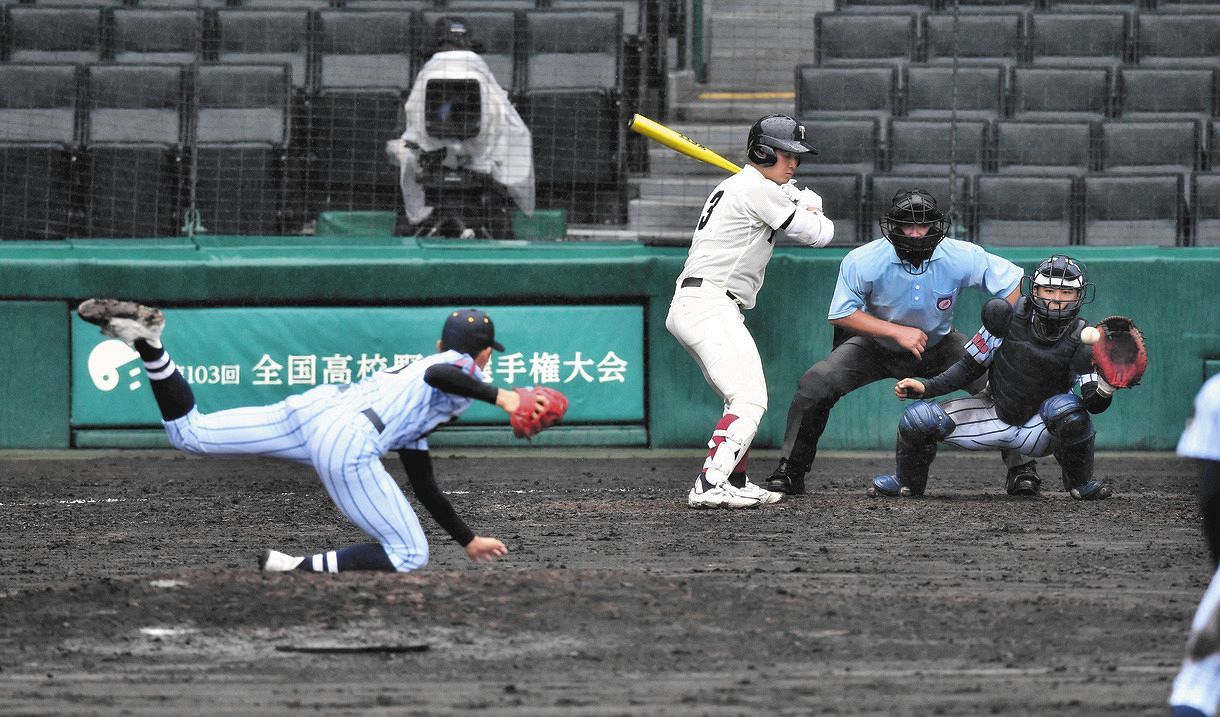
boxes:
[1023,255,1094,343]
[880,189,947,275]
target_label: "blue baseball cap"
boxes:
[441,308,504,355]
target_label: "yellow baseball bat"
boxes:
[628,113,741,175]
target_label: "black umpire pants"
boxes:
[778,330,1026,472]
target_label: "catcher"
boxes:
[867,254,1146,501]
[76,300,567,574]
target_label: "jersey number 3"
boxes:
[697,190,724,230]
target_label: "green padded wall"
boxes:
[0,301,69,448]
[1,240,1216,449]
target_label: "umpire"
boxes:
[766,188,1032,495]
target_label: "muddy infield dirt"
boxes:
[0,449,1210,715]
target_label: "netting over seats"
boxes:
[0,0,1215,245]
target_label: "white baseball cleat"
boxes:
[735,478,784,506]
[260,549,304,572]
[77,298,165,347]
[688,474,763,509]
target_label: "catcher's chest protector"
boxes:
[990,305,1085,426]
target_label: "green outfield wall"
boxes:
[1,238,1216,450]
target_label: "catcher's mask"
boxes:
[1023,254,1095,342]
[746,114,817,167]
[442,308,504,355]
[880,189,947,275]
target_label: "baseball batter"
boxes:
[868,255,1118,501]
[667,114,834,509]
[765,189,1032,497]
[1170,374,1220,717]
[77,299,525,573]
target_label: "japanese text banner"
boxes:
[71,305,644,426]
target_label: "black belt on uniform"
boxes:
[361,407,386,434]
[681,276,739,302]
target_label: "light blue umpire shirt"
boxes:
[827,237,1023,353]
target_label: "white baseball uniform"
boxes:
[1170,375,1220,716]
[666,165,833,483]
[162,351,483,572]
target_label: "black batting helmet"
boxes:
[746,114,817,167]
[1023,254,1094,342]
[880,188,948,274]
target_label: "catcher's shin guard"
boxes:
[894,401,955,496]
[1055,435,1110,500]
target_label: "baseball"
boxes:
[1081,326,1101,345]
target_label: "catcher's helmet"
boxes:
[746,114,817,167]
[1023,254,1094,342]
[880,188,948,275]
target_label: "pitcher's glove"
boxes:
[1092,316,1148,390]
[510,387,569,439]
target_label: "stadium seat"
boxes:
[1135,13,1220,68]
[420,10,519,92]
[1043,0,1142,12]
[237,0,332,8]
[1192,173,1220,246]
[1098,119,1199,174]
[214,9,314,90]
[784,173,864,247]
[904,65,1005,120]
[950,0,1034,8]
[1116,67,1216,123]
[835,0,934,12]
[82,64,186,238]
[3,6,104,64]
[1212,120,1220,172]
[975,174,1076,247]
[25,0,124,6]
[341,0,432,8]
[994,119,1094,176]
[796,65,899,128]
[109,9,203,65]
[311,9,416,213]
[0,64,80,240]
[816,13,916,68]
[795,118,880,176]
[520,87,624,224]
[1010,67,1112,121]
[523,9,622,92]
[317,9,414,92]
[1082,173,1183,246]
[923,12,1024,68]
[1028,12,1130,68]
[192,64,292,235]
[870,174,973,240]
[886,118,990,176]
[132,0,228,8]
[446,0,536,8]
[547,0,649,119]
[1156,0,1220,12]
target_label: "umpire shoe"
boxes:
[765,459,807,496]
[1005,462,1042,497]
[867,474,924,498]
[688,474,763,509]
[77,298,165,347]
[260,550,305,572]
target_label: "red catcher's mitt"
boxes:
[1092,316,1148,389]
[510,387,569,439]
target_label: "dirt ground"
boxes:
[0,449,1209,715]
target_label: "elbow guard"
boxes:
[784,208,834,248]
[981,298,1013,338]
